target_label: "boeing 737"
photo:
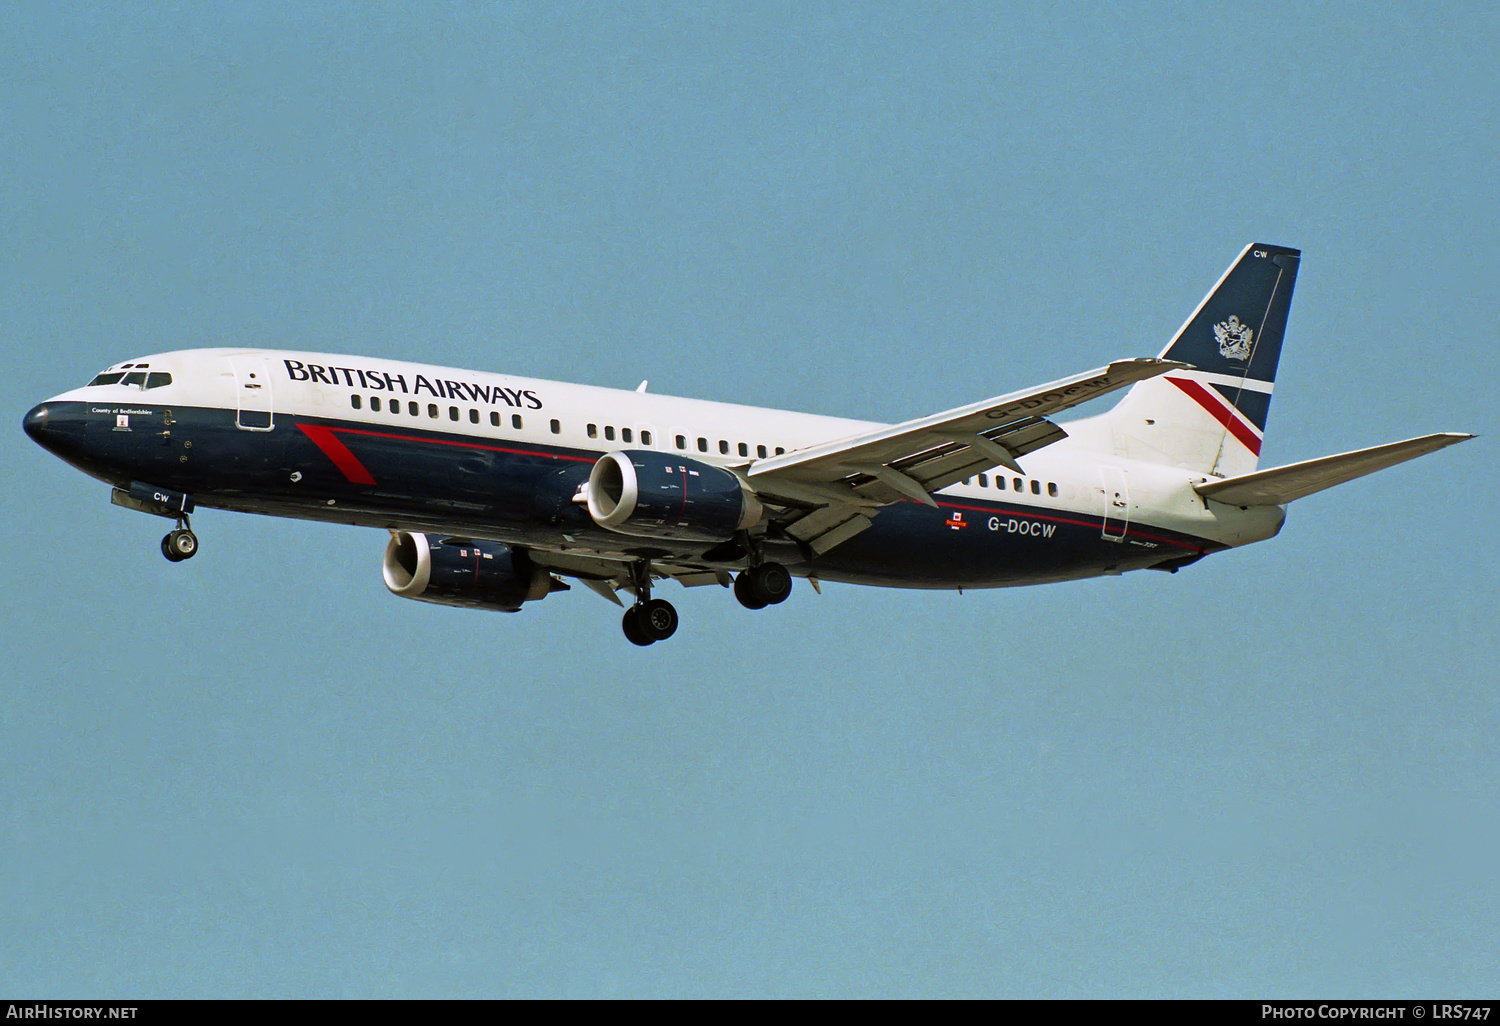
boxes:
[23,243,1472,645]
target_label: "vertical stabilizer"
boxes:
[1084,243,1300,478]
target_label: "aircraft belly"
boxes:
[807,499,1222,588]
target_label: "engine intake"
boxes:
[382,532,557,612]
[586,450,763,542]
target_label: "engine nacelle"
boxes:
[586,450,763,542]
[382,532,555,612]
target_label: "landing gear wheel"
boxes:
[639,598,679,642]
[753,562,792,604]
[734,571,768,610]
[161,528,198,562]
[622,606,654,647]
[735,562,791,608]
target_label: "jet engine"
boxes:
[586,450,763,542]
[382,532,559,612]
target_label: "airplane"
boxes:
[22,243,1472,646]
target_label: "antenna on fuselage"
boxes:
[636,380,648,393]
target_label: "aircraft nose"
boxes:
[23,403,50,444]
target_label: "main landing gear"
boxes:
[622,598,679,647]
[160,518,199,562]
[734,561,792,610]
[616,556,793,646]
[621,560,679,647]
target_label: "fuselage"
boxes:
[23,347,1286,590]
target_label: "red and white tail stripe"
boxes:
[1164,376,1266,456]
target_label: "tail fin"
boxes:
[1088,243,1301,477]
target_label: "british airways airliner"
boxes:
[23,244,1472,645]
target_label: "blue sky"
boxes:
[3,2,1496,997]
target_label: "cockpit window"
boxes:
[88,369,172,388]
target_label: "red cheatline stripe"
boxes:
[935,500,1209,552]
[295,422,597,485]
[330,426,594,463]
[297,423,377,485]
[1165,377,1262,456]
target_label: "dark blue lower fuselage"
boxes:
[24,400,1221,588]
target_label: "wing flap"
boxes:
[750,358,1184,497]
[782,506,875,554]
[1194,433,1474,506]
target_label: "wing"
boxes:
[1193,433,1474,506]
[746,358,1185,553]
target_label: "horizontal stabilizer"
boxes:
[1194,433,1474,506]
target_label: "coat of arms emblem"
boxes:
[1213,315,1254,361]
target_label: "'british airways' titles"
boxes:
[282,359,543,409]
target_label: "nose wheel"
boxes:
[161,520,199,562]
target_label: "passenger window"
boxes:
[775,447,785,455]
[996,476,1005,491]
[622,428,633,443]
[409,402,419,416]
[512,414,522,429]
[641,430,651,446]
[1013,477,1023,492]
[428,404,439,418]
[490,411,500,426]
[370,396,381,412]
[470,409,479,424]
[757,445,767,459]
[1047,482,1058,497]
[719,440,729,455]
[737,442,748,457]
[675,435,687,450]
[1031,480,1041,495]
[605,426,615,441]
[587,424,598,439]
[698,437,708,453]
[351,395,362,410]
[551,419,561,435]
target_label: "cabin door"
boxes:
[1100,467,1129,541]
[231,356,275,431]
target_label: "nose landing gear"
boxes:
[161,518,199,562]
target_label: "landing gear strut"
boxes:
[621,560,678,646]
[160,517,199,563]
[734,561,792,610]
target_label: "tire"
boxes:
[734,571,768,610]
[622,606,654,646]
[639,598,678,641]
[754,562,792,604]
[165,529,198,560]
